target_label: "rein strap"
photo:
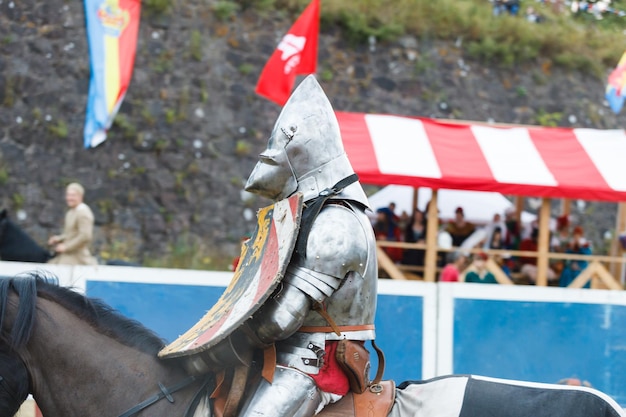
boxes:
[118,375,197,417]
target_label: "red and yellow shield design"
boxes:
[159,193,303,358]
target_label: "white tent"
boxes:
[367,185,536,225]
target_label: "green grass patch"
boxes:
[213,1,240,21]
[265,0,626,77]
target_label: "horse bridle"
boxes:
[0,374,22,406]
[117,374,212,417]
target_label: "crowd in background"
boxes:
[491,0,626,24]
[373,202,593,287]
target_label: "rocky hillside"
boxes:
[0,1,621,267]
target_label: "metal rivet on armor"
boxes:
[318,169,322,173]
[304,359,309,364]
[316,256,320,259]
[308,344,313,348]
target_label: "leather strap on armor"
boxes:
[262,344,277,383]
[370,340,386,386]
[307,305,386,388]
[312,303,342,336]
[306,304,375,337]
[295,174,359,259]
[298,324,376,334]
[224,363,248,417]
[210,349,253,417]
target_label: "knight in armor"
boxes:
[163,76,379,417]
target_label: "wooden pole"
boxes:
[424,189,440,282]
[515,196,524,224]
[536,197,551,286]
[412,188,419,217]
[561,198,571,216]
[376,246,407,280]
[616,202,626,286]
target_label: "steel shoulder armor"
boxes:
[289,201,378,341]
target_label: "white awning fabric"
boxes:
[337,112,626,202]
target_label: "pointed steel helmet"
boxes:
[245,75,368,207]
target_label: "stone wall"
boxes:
[0,1,620,266]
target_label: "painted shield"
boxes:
[159,193,303,358]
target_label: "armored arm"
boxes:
[245,204,370,346]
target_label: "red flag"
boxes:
[255,0,319,105]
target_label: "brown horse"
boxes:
[0,273,624,417]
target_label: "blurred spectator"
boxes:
[487,226,505,250]
[47,182,98,266]
[559,226,592,288]
[374,207,403,263]
[525,6,543,22]
[571,0,624,19]
[493,0,507,15]
[402,209,426,267]
[550,215,570,277]
[493,0,520,15]
[483,213,506,250]
[519,228,557,283]
[446,206,476,247]
[374,205,399,239]
[486,225,510,276]
[503,208,522,250]
[398,210,411,232]
[440,251,468,282]
[545,0,565,14]
[557,377,592,388]
[464,252,498,284]
[551,215,571,252]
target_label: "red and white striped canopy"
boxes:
[337,112,626,202]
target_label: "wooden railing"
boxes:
[376,240,626,290]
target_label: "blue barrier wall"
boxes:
[374,293,424,382]
[1,262,623,407]
[86,280,428,384]
[452,298,626,406]
[86,281,224,342]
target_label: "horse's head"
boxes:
[0,211,53,263]
[0,273,205,417]
[0,347,30,417]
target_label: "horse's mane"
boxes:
[0,273,166,354]
[0,347,30,417]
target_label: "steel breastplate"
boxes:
[296,204,378,341]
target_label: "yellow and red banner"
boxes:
[159,193,303,359]
[605,50,626,115]
[83,0,140,148]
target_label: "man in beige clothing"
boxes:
[48,183,98,265]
